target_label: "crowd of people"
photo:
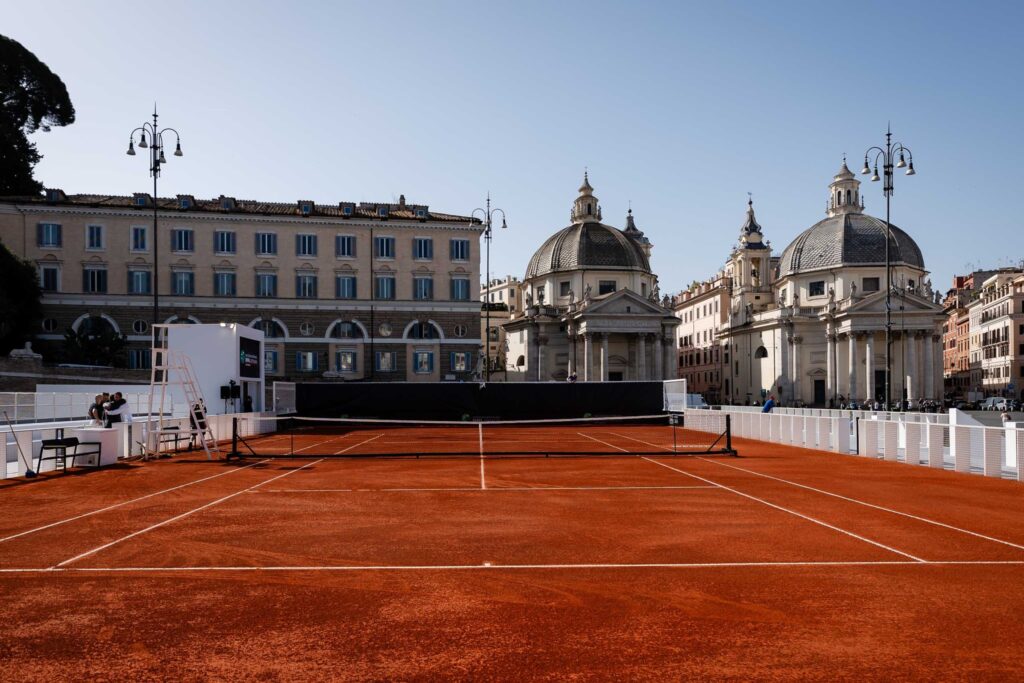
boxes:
[87,392,133,428]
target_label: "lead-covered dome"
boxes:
[525,222,651,278]
[779,213,924,276]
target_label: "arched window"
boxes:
[79,316,116,338]
[254,319,286,338]
[329,321,363,339]
[586,202,592,215]
[516,355,525,367]
[408,321,439,339]
[846,189,851,204]
[754,346,768,359]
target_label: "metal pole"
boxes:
[484,195,491,382]
[884,131,892,410]
[152,110,160,327]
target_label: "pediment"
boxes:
[583,289,668,316]
[844,290,943,314]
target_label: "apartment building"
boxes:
[0,189,483,382]
[966,270,1024,399]
[673,274,730,403]
[480,275,522,374]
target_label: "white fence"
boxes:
[0,391,185,424]
[716,406,1020,481]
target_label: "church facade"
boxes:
[504,176,680,381]
[713,162,946,407]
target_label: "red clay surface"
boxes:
[1,428,1023,681]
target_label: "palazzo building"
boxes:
[504,175,679,381]
[715,162,946,406]
[0,189,482,382]
[965,270,1024,399]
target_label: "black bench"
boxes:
[37,437,103,472]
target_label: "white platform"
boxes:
[68,427,121,467]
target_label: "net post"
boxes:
[726,414,736,456]
[226,417,241,460]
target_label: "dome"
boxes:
[779,213,925,276]
[526,222,651,278]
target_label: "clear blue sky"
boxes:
[5,0,1022,292]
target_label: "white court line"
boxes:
[334,434,384,455]
[258,485,719,493]
[577,432,631,453]
[292,433,353,455]
[55,459,324,568]
[0,459,271,544]
[3,559,1023,574]
[640,456,925,562]
[612,430,1024,555]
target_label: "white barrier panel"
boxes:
[1017,430,1024,482]
[905,423,921,465]
[816,417,829,450]
[883,422,899,462]
[863,420,879,458]
[833,417,849,453]
[792,416,804,447]
[952,426,971,473]
[983,429,1004,478]
[927,424,945,468]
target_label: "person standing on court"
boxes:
[762,395,776,413]
[88,394,105,426]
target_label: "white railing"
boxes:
[721,404,948,425]
[0,392,185,424]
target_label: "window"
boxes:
[599,280,616,295]
[301,203,312,215]
[453,324,467,338]
[413,351,434,374]
[375,351,397,372]
[809,281,826,297]
[409,321,439,339]
[862,277,880,293]
[128,349,152,370]
[450,239,470,261]
[171,228,194,252]
[214,231,237,254]
[413,276,434,300]
[135,196,147,206]
[330,321,361,339]
[413,237,433,260]
[256,273,277,297]
[264,350,279,373]
[128,269,151,294]
[37,223,62,247]
[256,320,285,338]
[256,232,278,256]
[295,351,319,372]
[450,278,470,301]
[296,234,317,257]
[451,352,471,372]
[172,271,195,295]
[41,318,58,333]
[131,226,147,251]
[296,274,317,298]
[335,350,357,373]
[86,224,104,249]
[82,268,107,293]
[373,276,395,300]
[336,276,357,299]
[536,285,545,303]
[39,265,60,292]
[335,235,355,258]
[132,319,148,334]
[214,272,237,297]
[342,206,353,216]
[374,236,396,259]
[179,197,191,209]
[560,281,571,297]
[488,327,499,342]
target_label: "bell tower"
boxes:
[571,171,602,223]
[826,157,864,217]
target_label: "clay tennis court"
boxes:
[2,425,1023,680]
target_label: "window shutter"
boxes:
[36,224,43,246]
[450,352,455,370]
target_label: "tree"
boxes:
[61,322,127,368]
[0,241,43,354]
[0,34,75,195]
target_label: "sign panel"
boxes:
[239,336,261,379]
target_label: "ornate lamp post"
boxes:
[471,195,507,381]
[126,106,183,327]
[861,126,915,408]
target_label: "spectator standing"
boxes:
[88,394,105,426]
[762,395,776,413]
[104,392,133,424]
[1001,409,1012,426]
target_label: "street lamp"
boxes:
[862,125,915,408]
[471,195,507,382]
[126,105,183,328]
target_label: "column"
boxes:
[653,335,663,381]
[583,333,592,381]
[826,331,836,405]
[848,332,858,402]
[537,335,546,382]
[664,335,675,380]
[600,333,609,382]
[906,331,917,402]
[864,333,875,403]
[790,335,802,405]
[779,327,790,403]
[933,335,943,402]
[923,331,934,400]
[637,334,647,381]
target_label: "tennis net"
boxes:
[227,412,735,459]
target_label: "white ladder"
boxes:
[147,329,217,460]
